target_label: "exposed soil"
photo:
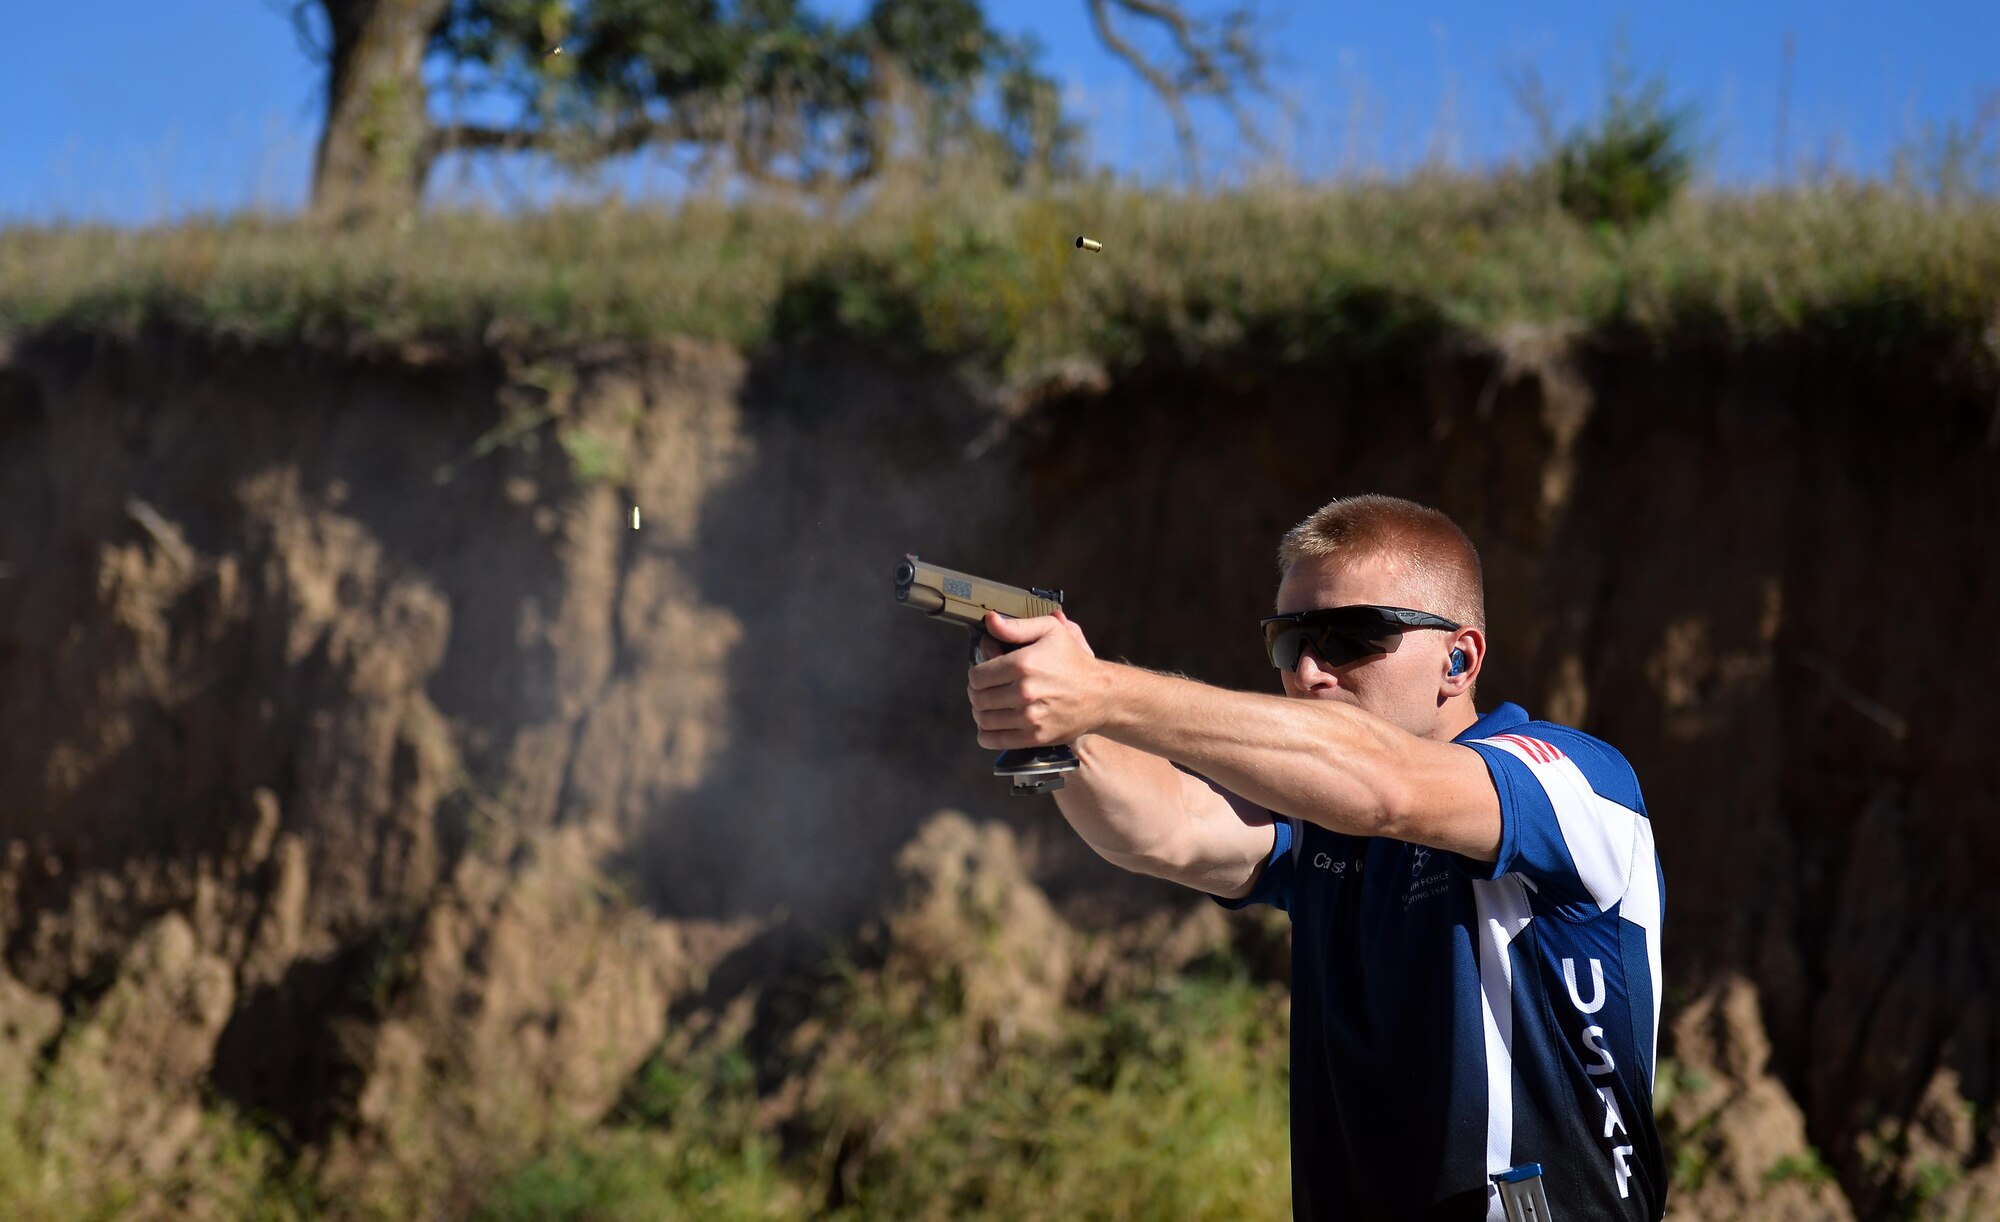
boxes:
[0,321,1995,1216]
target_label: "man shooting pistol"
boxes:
[895,494,1669,1221]
[892,555,1080,794]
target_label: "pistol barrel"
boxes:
[893,555,1062,626]
[896,582,946,614]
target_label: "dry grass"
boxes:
[0,955,1286,1221]
[4,178,1997,380]
[468,958,1292,1222]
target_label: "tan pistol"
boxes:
[893,555,1081,796]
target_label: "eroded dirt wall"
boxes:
[0,324,1995,1215]
[0,324,1064,1204]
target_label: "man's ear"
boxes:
[1442,627,1484,694]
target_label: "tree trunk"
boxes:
[310,0,452,221]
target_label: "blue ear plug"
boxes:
[1449,649,1467,676]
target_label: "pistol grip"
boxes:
[966,620,1078,795]
[969,620,1019,666]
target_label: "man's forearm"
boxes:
[1051,734,1275,898]
[1092,663,1402,839]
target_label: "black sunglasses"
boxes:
[1260,604,1462,671]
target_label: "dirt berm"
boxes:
[0,321,1995,1217]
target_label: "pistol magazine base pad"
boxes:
[994,745,1080,795]
[1492,1164,1555,1222]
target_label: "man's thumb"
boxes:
[984,611,1045,643]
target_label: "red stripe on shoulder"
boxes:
[1494,733,1564,764]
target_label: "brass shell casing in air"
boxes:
[893,556,1063,627]
[1074,236,1102,252]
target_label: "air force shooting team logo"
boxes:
[1403,844,1447,908]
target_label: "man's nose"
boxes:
[1294,645,1339,687]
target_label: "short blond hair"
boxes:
[1276,494,1485,629]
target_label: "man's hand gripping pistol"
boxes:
[892,555,1081,796]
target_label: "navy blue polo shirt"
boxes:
[1217,702,1666,1220]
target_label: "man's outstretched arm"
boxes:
[971,614,1282,897]
[968,612,1502,862]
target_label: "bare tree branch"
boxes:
[1084,0,1268,183]
[429,106,873,197]
[430,114,696,160]
[1084,0,1197,177]
[277,0,330,62]
[430,123,545,156]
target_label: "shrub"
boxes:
[1551,59,1695,229]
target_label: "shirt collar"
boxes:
[1455,701,1529,743]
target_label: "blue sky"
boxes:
[3,1,1994,222]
